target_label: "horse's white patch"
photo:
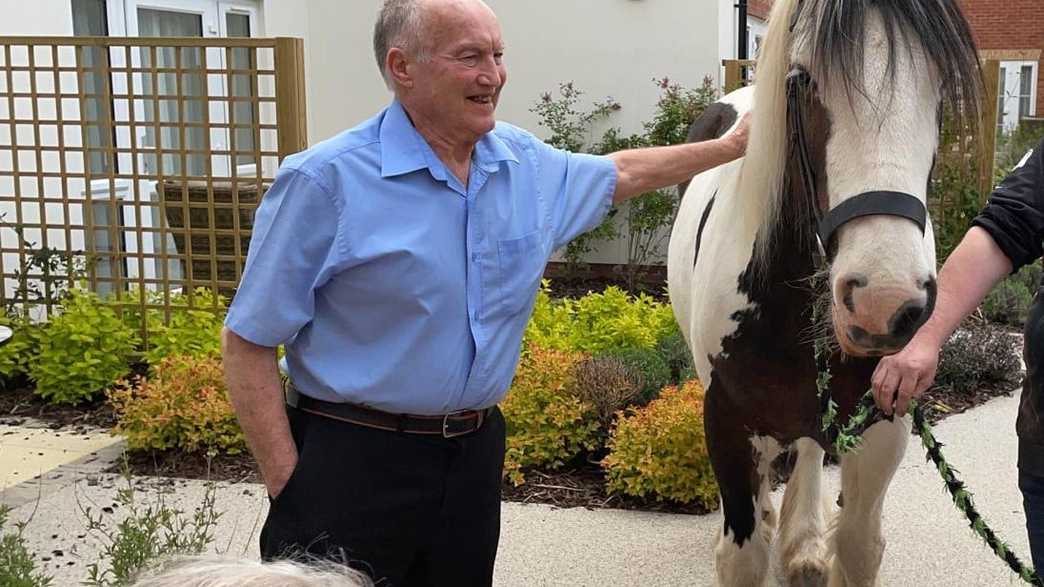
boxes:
[667,86,760,383]
[715,513,772,587]
[779,439,830,585]
[828,417,909,586]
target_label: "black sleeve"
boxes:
[970,137,1044,273]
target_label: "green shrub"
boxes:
[109,355,245,455]
[981,276,1034,327]
[995,122,1044,184]
[501,346,600,486]
[0,505,52,587]
[0,316,43,388]
[30,289,139,405]
[600,346,672,404]
[936,325,1021,394]
[522,281,580,351]
[524,283,677,355]
[980,263,1041,327]
[655,329,697,385]
[603,380,718,507]
[531,77,719,284]
[142,290,225,365]
[117,288,225,365]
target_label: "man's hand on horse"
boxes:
[870,337,941,417]
[723,113,751,159]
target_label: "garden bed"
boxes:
[0,377,1017,515]
[105,377,1015,515]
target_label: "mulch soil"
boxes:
[0,384,117,431]
[0,278,1024,514]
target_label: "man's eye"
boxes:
[493,52,504,64]
[460,55,478,66]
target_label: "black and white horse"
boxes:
[667,0,982,584]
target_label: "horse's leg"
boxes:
[827,418,908,587]
[706,389,772,587]
[778,438,830,586]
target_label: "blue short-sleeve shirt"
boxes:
[225,100,616,414]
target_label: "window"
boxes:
[999,61,1038,132]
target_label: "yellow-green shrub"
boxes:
[119,287,225,365]
[0,315,42,385]
[603,380,718,507]
[143,290,225,366]
[30,289,139,405]
[524,282,678,354]
[501,346,599,485]
[109,355,245,454]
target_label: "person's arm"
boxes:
[222,328,297,498]
[609,111,751,203]
[871,228,1012,417]
[609,114,749,204]
[873,139,1044,417]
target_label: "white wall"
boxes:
[0,1,75,35]
[266,0,722,143]
[0,1,78,290]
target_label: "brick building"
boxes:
[960,0,1043,131]
[743,0,1042,130]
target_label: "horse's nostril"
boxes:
[889,300,927,340]
[838,274,868,314]
[847,326,870,345]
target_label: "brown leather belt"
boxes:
[285,383,489,438]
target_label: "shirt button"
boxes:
[472,253,480,262]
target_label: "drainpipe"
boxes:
[736,0,749,60]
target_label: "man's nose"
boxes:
[477,59,502,87]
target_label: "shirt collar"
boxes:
[379,100,518,179]
[473,126,519,173]
[379,100,430,178]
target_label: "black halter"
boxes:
[785,69,927,257]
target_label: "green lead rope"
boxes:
[812,306,1042,585]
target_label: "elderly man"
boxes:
[222,0,748,584]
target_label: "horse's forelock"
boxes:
[804,0,982,131]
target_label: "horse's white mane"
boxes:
[736,0,800,276]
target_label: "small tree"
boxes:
[531,77,720,288]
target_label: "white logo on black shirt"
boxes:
[1014,149,1034,171]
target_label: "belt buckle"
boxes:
[442,411,473,438]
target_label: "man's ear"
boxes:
[387,48,413,89]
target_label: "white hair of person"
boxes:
[129,555,373,587]
[373,0,430,88]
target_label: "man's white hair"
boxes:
[373,0,430,88]
[130,555,372,587]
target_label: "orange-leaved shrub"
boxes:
[109,355,245,454]
[501,345,599,485]
[602,379,718,508]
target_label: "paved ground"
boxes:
[2,393,1035,586]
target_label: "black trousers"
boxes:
[259,404,506,587]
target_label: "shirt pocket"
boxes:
[494,230,546,317]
